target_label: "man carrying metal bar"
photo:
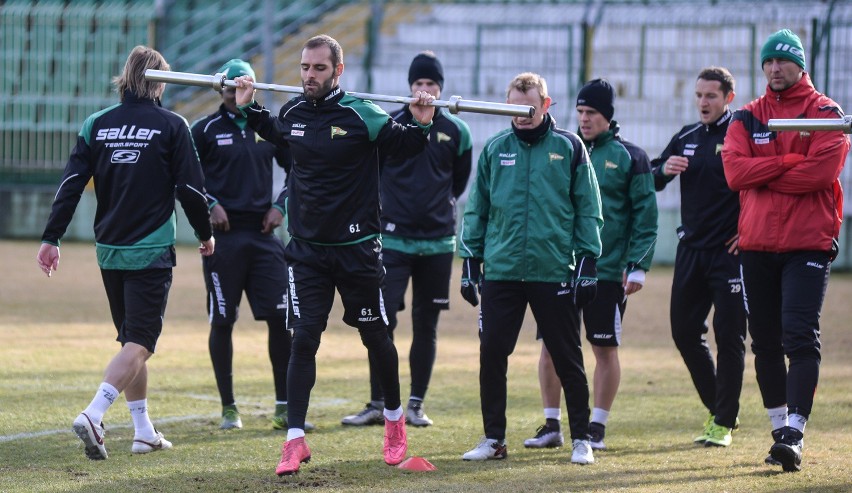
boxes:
[340,51,472,429]
[234,34,435,476]
[722,28,850,472]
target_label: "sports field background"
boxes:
[1,240,850,492]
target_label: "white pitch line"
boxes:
[0,396,352,443]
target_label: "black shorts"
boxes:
[381,249,452,313]
[100,268,172,353]
[581,280,627,347]
[534,280,626,347]
[284,237,388,330]
[202,229,288,324]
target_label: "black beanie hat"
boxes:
[408,52,444,90]
[576,78,615,121]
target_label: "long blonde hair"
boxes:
[112,45,170,101]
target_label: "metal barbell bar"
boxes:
[145,69,535,118]
[768,115,852,134]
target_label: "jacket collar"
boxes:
[122,90,157,105]
[307,86,344,106]
[706,109,732,133]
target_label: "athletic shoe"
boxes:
[769,426,803,472]
[271,413,316,432]
[220,405,242,430]
[383,417,408,465]
[704,422,733,447]
[341,402,384,426]
[765,428,783,466]
[275,437,311,476]
[72,412,108,460]
[570,439,595,465]
[693,414,714,444]
[131,430,173,454]
[588,422,606,450]
[462,437,507,460]
[523,423,564,448]
[405,401,433,427]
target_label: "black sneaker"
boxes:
[341,402,384,426]
[523,423,564,448]
[588,422,606,450]
[764,428,783,466]
[769,426,803,472]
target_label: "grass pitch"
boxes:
[1,239,851,492]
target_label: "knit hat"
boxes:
[576,78,615,121]
[408,52,444,89]
[761,29,806,70]
[217,58,256,80]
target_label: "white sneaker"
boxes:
[462,437,507,461]
[131,430,173,454]
[570,439,595,465]
[72,412,108,460]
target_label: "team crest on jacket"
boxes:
[716,143,724,154]
[549,152,564,162]
[255,133,266,143]
[437,131,452,143]
[331,126,347,138]
[605,160,617,169]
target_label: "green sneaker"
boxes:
[271,404,315,431]
[220,405,242,430]
[694,414,714,444]
[704,422,733,447]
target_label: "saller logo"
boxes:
[110,150,140,163]
[96,125,161,140]
[775,43,805,59]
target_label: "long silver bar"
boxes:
[145,69,535,118]
[768,115,852,134]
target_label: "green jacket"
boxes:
[582,122,657,281]
[460,116,602,282]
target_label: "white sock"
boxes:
[127,398,156,439]
[767,405,788,430]
[789,413,807,434]
[543,407,561,421]
[82,382,119,425]
[287,428,306,441]
[591,407,610,426]
[384,406,403,422]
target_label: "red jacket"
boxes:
[722,73,849,253]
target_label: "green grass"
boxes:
[1,239,851,492]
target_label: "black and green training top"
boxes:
[41,91,212,269]
[243,86,431,245]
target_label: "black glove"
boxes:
[573,256,598,308]
[460,258,482,307]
